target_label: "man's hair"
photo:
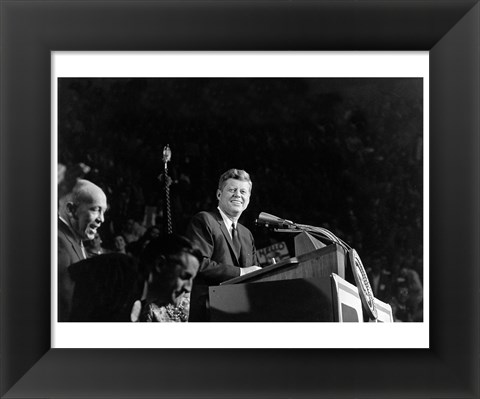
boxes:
[217,168,252,192]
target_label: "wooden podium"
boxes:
[207,232,352,321]
[202,232,393,322]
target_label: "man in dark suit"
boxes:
[185,168,261,321]
[58,179,108,321]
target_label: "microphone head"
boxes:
[258,212,284,224]
[256,212,294,229]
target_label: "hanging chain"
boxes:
[162,145,173,235]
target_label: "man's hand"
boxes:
[240,265,262,276]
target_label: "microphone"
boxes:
[255,212,296,229]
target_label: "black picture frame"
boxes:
[1,1,479,398]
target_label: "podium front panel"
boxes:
[209,277,334,322]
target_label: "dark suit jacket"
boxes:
[185,209,258,321]
[186,210,257,284]
[58,218,85,321]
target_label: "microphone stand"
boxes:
[256,212,377,320]
[265,221,351,251]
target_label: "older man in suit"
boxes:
[186,168,261,321]
[58,179,108,321]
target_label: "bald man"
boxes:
[58,179,108,321]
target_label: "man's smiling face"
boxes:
[70,187,107,241]
[217,178,251,219]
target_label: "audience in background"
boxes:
[366,255,393,304]
[85,232,108,257]
[390,263,423,322]
[128,225,161,258]
[112,234,129,255]
[122,218,146,244]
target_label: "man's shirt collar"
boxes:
[218,206,236,235]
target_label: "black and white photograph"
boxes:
[53,53,428,348]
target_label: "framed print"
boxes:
[1,1,479,398]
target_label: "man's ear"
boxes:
[66,202,78,219]
[216,189,221,200]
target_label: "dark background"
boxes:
[58,77,423,280]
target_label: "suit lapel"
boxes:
[59,219,84,260]
[214,210,240,266]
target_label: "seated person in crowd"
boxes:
[69,253,143,322]
[137,234,202,322]
[128,225,161,258]
[112,234,130,256]
[390,264,423,322]
[85,232,108,257]
[122,218,146,244]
